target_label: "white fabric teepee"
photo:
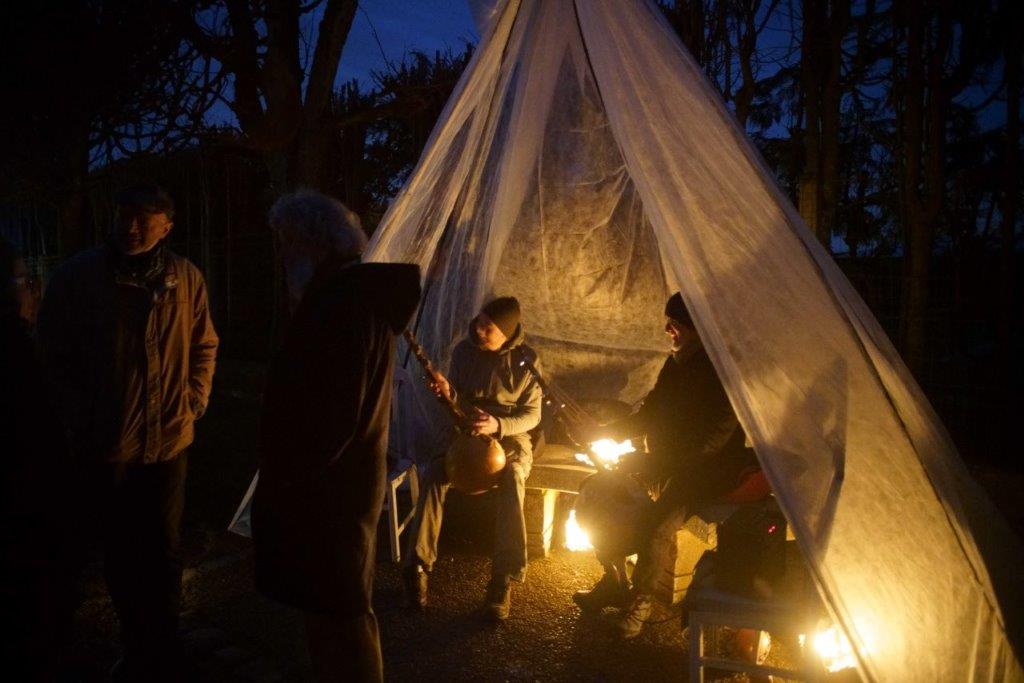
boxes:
[364,0,1024,680]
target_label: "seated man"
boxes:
[573,292,759,639]
[403,296,542,620]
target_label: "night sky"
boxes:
[201,1,479,130]
[339,0,479,87]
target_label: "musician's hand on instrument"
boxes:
[428,373,452,401]
[472,408,499,436]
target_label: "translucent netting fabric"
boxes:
[365,1,1024,679]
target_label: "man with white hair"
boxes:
[252,190,420,682]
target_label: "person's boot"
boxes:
[403,565,428,610]
[572,566,629,612]
[615,593,654,640]
[485,575,512,621]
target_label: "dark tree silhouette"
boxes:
[187,0,359,190]
[0,0,218,253]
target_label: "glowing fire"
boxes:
[564,509,593,551]
[813,626,857,672]
[800,621,873,673]
[574,438,636,468]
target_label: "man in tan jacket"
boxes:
[38,184,218,680]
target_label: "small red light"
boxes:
[767,524,777,534]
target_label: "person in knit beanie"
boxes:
[572,291,759,640]
[663,291,693,328]
[481,296,521,342]
[403,295,542,621]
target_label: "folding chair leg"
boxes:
[408,464,420,510]
[387,474,402,563]
[689,612,704,683]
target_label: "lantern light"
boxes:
[813,625,857,672]
[587,438,636,467]
[799,619,874,674]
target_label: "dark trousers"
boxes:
[405,443,532,582]
[96,454,188,666]
[3,532,76,681]
[632,474,702,594]
[304,611,383,683]
[595,470,709,594]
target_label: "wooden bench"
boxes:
[651,504,730,605]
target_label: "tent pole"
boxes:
[571,0,611,117]
[401,0,527,370]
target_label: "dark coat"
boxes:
[253,258,420,616]
[37,244,219,464]
[0,312,74,677]
[611,343,758,502]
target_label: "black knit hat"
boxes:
[482,296,521,339]
[664,292,694,327]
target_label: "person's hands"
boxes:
[472,408,499,436]
[429,372,452,402]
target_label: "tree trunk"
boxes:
[720,0,733,98]
[798,0,825,241]
[59,137,91,256]
[897,0,927,373]
[664,0,707,67]
[820,0,850,248]
[290,0,358,190]
[733,0,757,129]
[898,0,952,375]
[292,126,333,189]
[997,1,1020,381]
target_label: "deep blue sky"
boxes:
[204,1,479,129]
[338,0,479,87]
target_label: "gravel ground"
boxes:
[69,525,703,681]
[66,361,699,681]
[63,359,1017,682]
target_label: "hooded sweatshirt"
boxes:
[447,320,543,462]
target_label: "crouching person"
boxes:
[573,292,758,639]
[252,191,420,682]
[402,297,543,621]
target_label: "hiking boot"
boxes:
[615,594,654,640]
[573,568,629,612]
[485,576,512,621]
[403,565,428,610]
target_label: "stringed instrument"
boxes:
[516,356,605,450]
[403,330,506,494]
